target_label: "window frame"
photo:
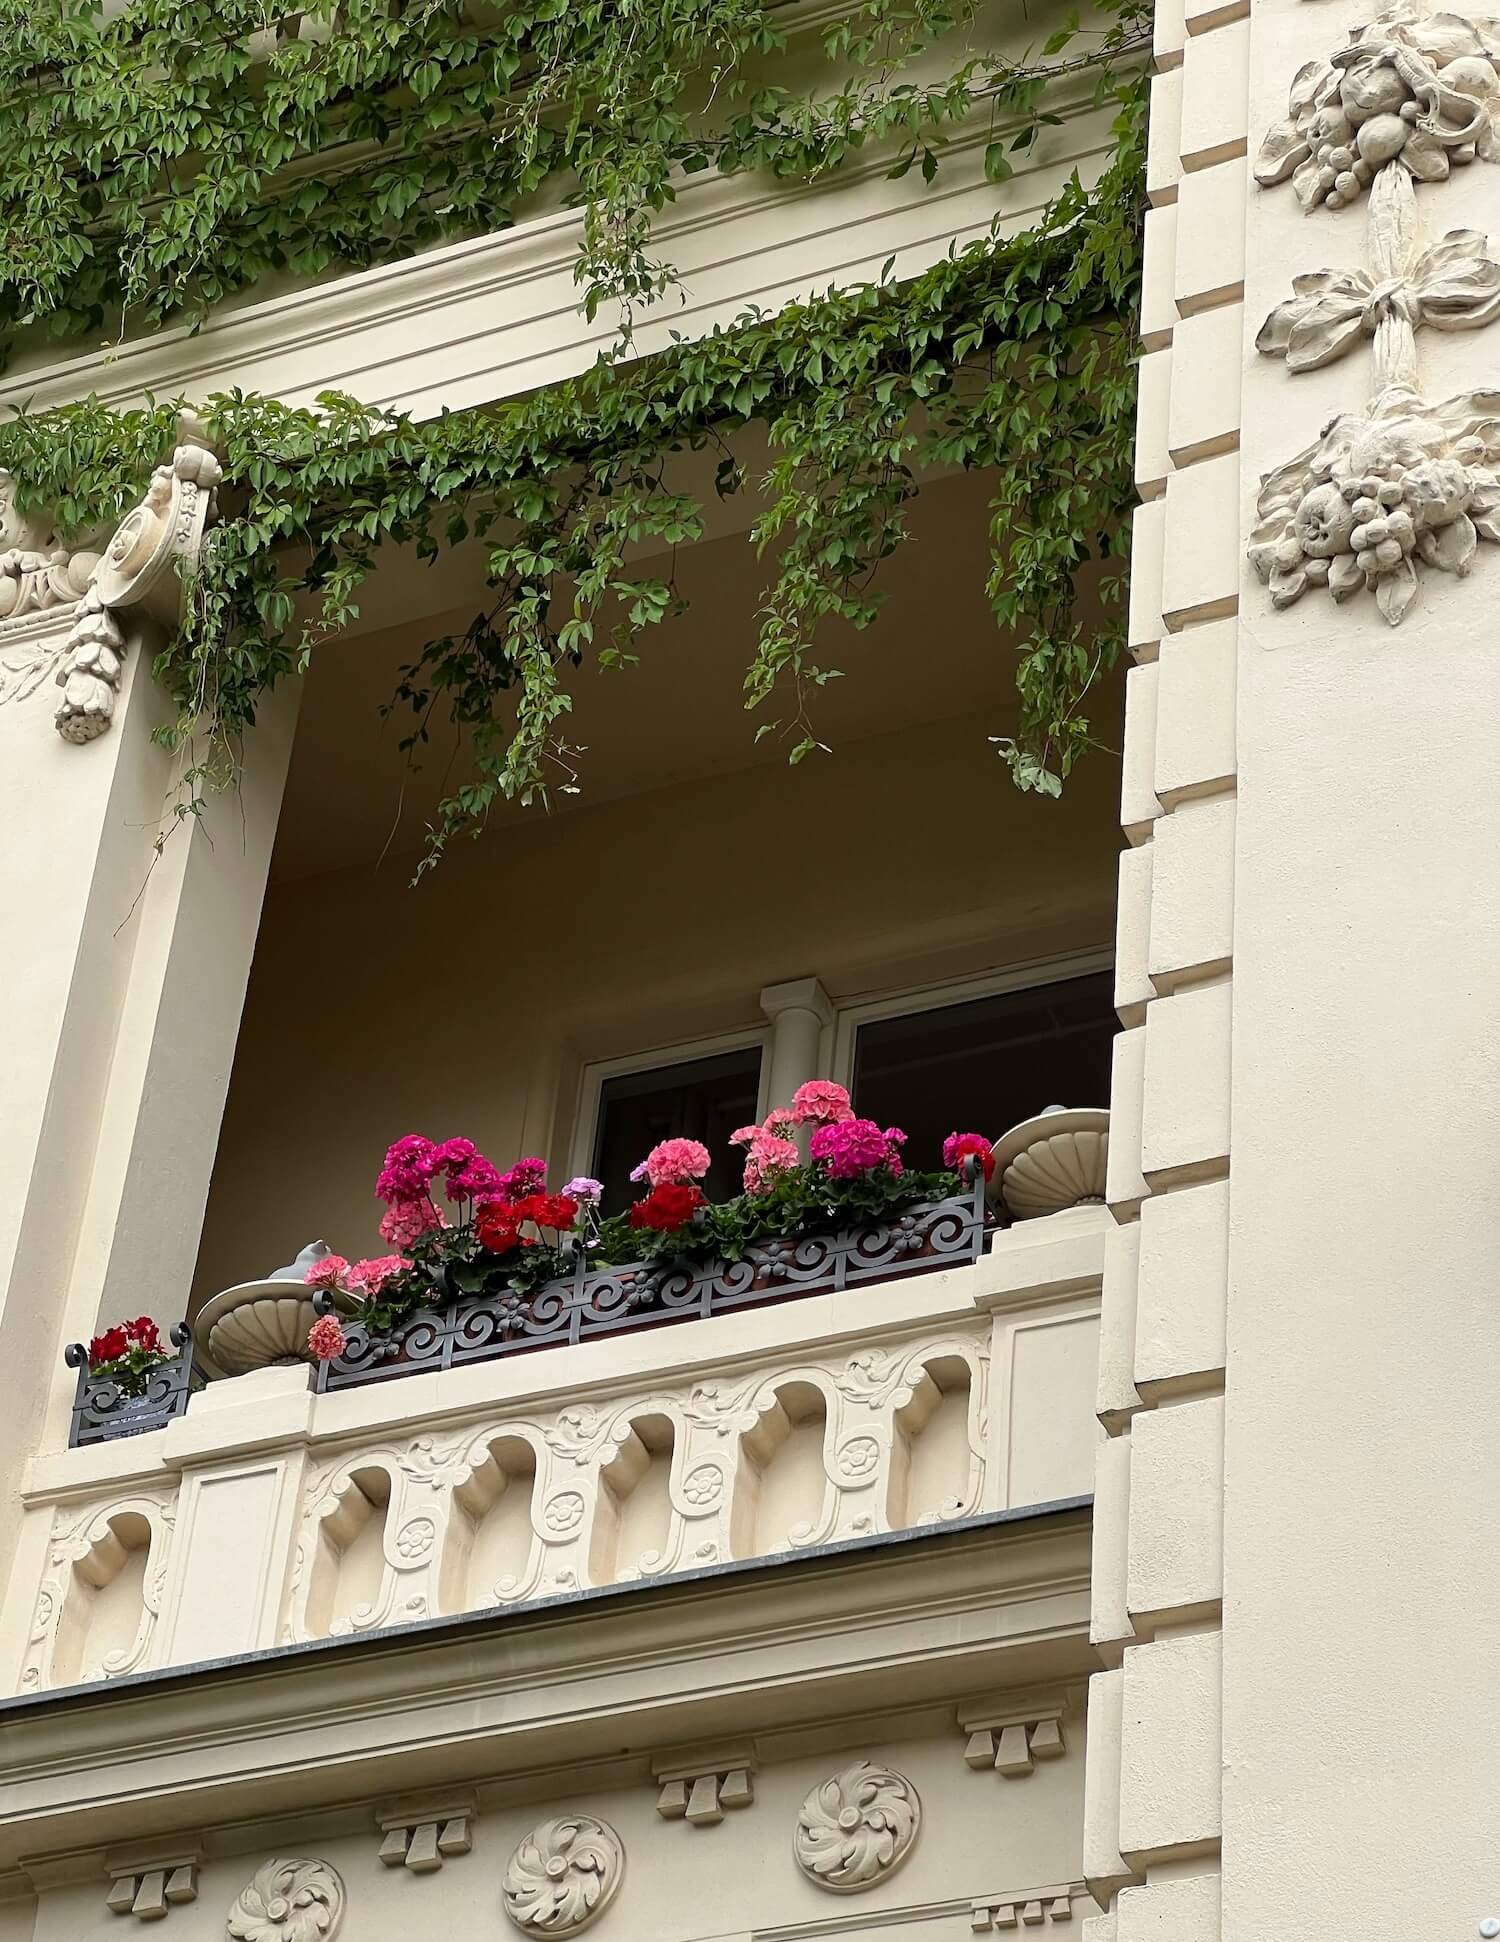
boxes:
[568,947,1114,1184]
[568,1025,772,1186]
[830,947,1116,1095]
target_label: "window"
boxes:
[848,969,1116,1168]
[590,1045,764,1210]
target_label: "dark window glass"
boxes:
[850,970,1117,1172]
[592,1046,763,1211]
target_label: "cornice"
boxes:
[0,92,1114,423]
[0,1506,1092,1870]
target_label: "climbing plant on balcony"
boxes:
[0,0,1146,870]
[2,0,1140,350]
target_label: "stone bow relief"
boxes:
[793,1760,922,1894]
[1252,1,1500,622]
[226,1859,346,1942]
[501,1815,625,1937]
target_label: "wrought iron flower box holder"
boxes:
[64,1323,199,1447]
[315,1167,992,1394]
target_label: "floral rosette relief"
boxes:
[1252,0,1500,622]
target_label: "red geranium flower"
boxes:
[124,1315,162,1351]
[942,1132,996,1181]
[88,1327,128,1365]
[509,1192,580,1233]
[628,1182,706,1232]
[476,1205,523,1254]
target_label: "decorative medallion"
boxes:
[226,1858,346,1942]
[835,1436,881,1480]
[501,1815,625,1936]
[542,1491,586,1534]
[681,1462,724,1506]
[395,1515,437,1560]
[793,1760,922,1893]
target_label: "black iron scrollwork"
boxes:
[316,1166,991,1395]
[63,1321,199,1447]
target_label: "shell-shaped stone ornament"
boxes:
[989,1106,1109,1219]
[502,1814,625,1936]
[226,1858,346,1942]
[793,1760,921,1893]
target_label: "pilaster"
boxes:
[1096,0,1500,1929]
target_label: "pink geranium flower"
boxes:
[379,1196,444,1248]
[809,1117,906,1180]
[307,1314,348,1361]
[304,1253,351,1291]
[630,1138,712,1188]
[742,1132,801,1193]
[344,1254,408,1297]
[375,1134,437,1203]
[790,1080,854,1126]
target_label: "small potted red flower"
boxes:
[84,1316,174,1399]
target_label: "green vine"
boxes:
[0,0,1145,873]
[0,0,1140,351]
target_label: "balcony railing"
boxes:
[313,1169,991,1393]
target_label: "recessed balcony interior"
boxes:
[189,458,1125,1319]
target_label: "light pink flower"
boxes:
[742,1132,800,1193]
[790,1080,854,1126]
[304,1253,350,1291]
[379,1196,443,1248]
[307,1314,348,1361]
[344,1254,407,1297]
[632,1137,712,1188]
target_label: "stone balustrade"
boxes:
[2,1207,1104,1696]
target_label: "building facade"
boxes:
[0,1,1496,1940]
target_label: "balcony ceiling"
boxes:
[271,466,1122,882]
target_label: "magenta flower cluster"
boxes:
[808,1116,906,1180]
[371,1134,552,1248]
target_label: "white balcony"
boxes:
[6,1207,1103,1695]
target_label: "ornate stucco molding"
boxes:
[1255,4,1500,212]
[1252,3,1500,623]
[57,439,222,743]
[792,1761,922,1893]
[225,1859,346,1942]
[501,1815,625,1937]
[0,430,222,741]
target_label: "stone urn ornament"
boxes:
[988,1106,1109,1219]
[195,1242,352,1377]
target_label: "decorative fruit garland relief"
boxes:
[1251,0,1500,622]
